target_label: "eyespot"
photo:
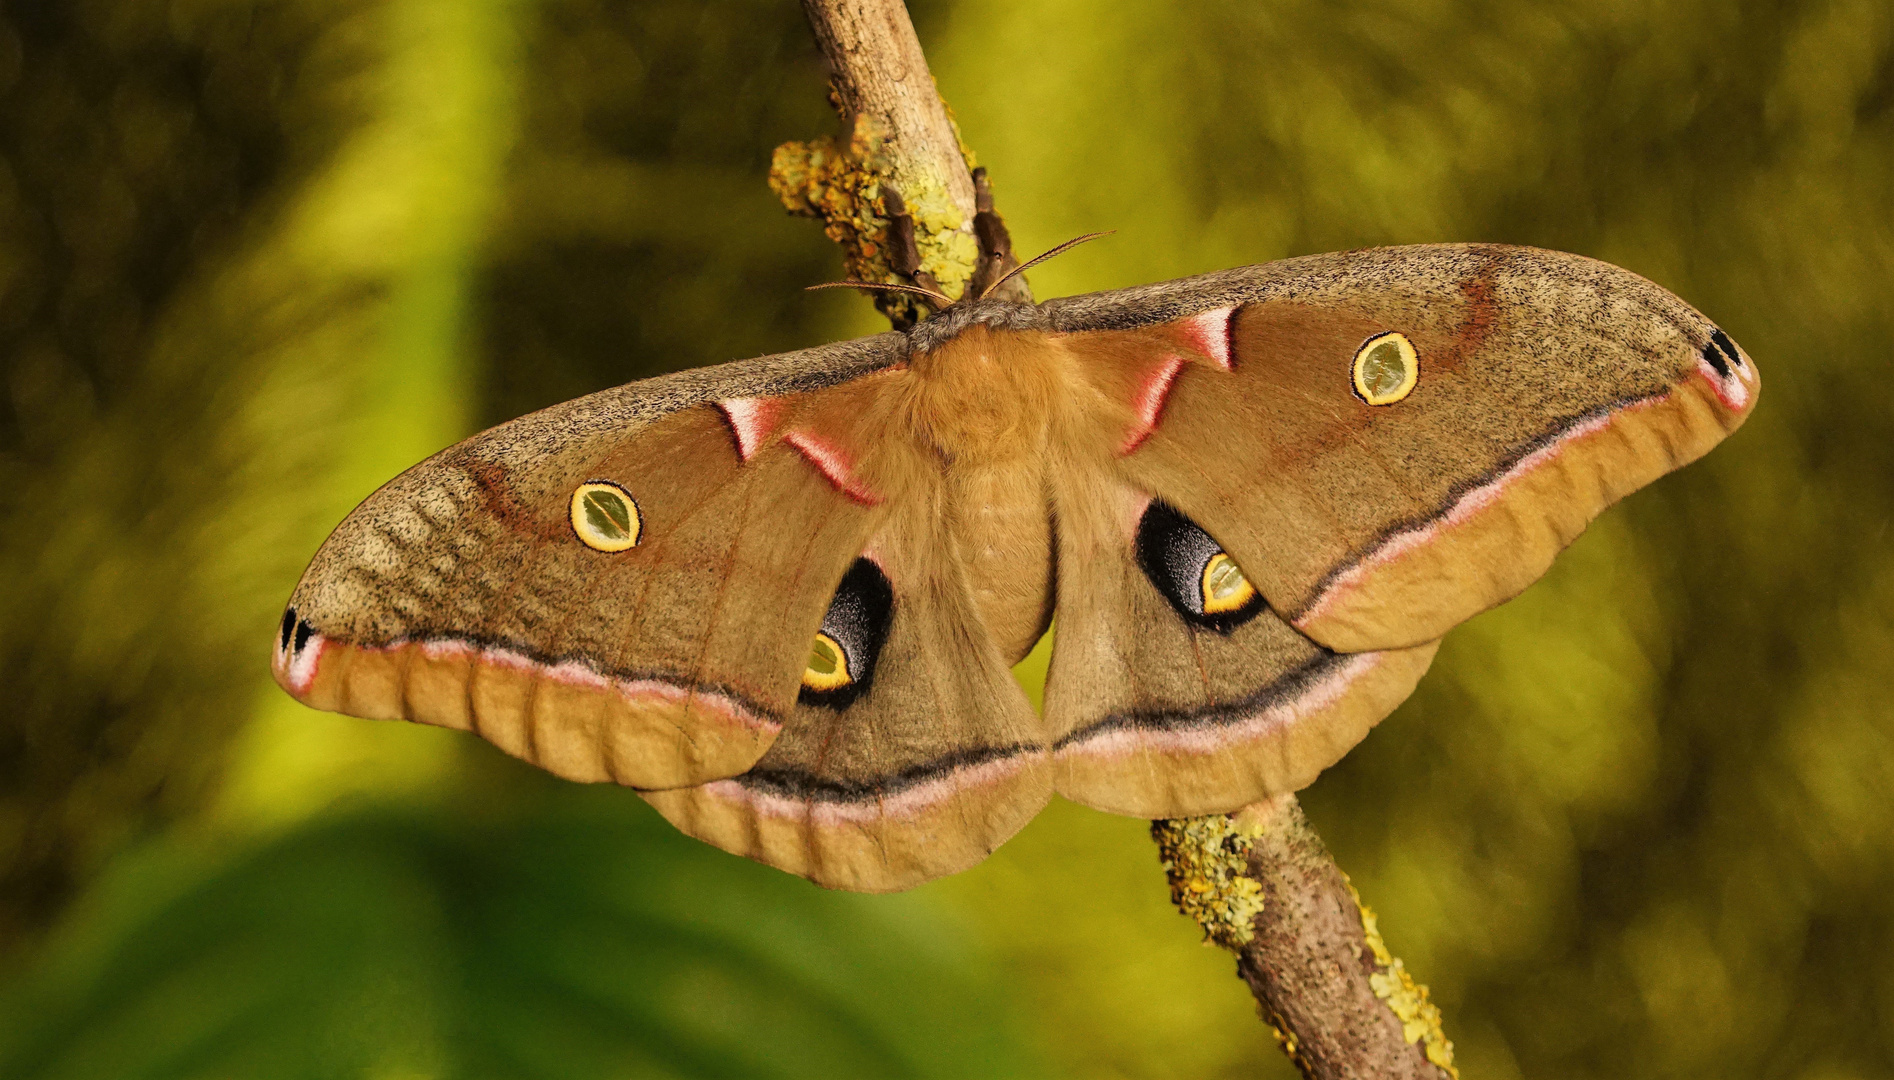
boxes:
[1135,500,1265,633]
[1200,553,1258,615]
[801,633,852,693]
[799,558,895,707]
[1352,332,1418,405]
[570,481,641,552]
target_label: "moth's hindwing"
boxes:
[640,383,1056,891]
[1044,484,1440,817]
[641,544,1052,892]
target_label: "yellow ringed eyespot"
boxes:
[1135,501,1265,632]
[570,481,641,551]
[801,632,852,693]
[1200,552,1258,615]
[1352,331,1419,405]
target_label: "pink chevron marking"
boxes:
[715,397,784,461]
[785,430,881,505]
[1121,355,1188,455]
[1176,306,1234,370]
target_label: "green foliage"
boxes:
[479,0,862,421]
[0,0,387,943]
[0,789,1034,1079]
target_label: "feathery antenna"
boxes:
[806,230,1111,314]
[978,231,1114,300]
[805,280,955,308]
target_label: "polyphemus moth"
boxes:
[273,239,1758,892]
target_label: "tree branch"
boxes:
[776,0,1025,328]
[1155,796,1458,1078]
[779,3,1456,1075]
[802,0,975,222]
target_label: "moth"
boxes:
[273,239,1758,892]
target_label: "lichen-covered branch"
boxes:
[1154,795,1458,1079]
[775,0,1009,326]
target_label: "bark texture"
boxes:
[1155,796,1458,1079]
[777,0,1028,325]
[800,0,976,221]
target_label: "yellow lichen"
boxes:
[768,112,978,325]
[1151,815,1267,951]
[1351,883,1458,1077]
[1153,815,1297,1060]
[1267,1018,1299,1063]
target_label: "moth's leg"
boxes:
[967,166,1024,301]
[881,186,948,303]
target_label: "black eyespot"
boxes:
[279,608,297,651]
[292,619,314,655]
[1135,500,1265,634]
[1710,328,1745,371]
[799,558,895,708]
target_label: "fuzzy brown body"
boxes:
[274,244,1758,891]
[891,325,1068,661]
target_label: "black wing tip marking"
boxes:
[1705,328,1745,379]
[278,606,316,657]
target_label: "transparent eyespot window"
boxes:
[802,632,852,692]
[1200,552,1258,615]
[1352,332,1419,405]
[570,481,641,552]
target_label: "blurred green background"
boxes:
[0,0,1889,1077]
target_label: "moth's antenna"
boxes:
[806,280,955,308]
[978,231,1114,300]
